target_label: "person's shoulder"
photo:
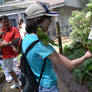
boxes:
[24,34,38,42]
[11,27,19,32]
[30,34,38,38]
[10,27,17,30]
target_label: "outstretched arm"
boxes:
[48,51,92,70]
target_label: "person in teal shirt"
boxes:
[23,2,92,92]
[22,33,57,88]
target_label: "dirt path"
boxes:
[55,64,88,92]
[0,80,20,92]
[0,76,68,92]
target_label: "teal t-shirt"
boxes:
[22,34,57,88]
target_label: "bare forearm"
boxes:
[48,52,71,69]
[48,51,90,71]
[58,53,88,70]
[70,55,87,69]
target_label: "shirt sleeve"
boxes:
[36,42,55,59]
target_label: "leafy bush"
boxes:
[69,4,92,52]
[73,58,92,84]
[87,81,92,92]
[63,41,84,56]
[89,0,92,3]
[63,43,92,92]
[65,2,92,91]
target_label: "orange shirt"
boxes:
[0,27,21,59]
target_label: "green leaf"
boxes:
[86,3,92,9]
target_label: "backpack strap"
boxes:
[24,40,39,56]
[23,39,47,89]
[38,57,47,85]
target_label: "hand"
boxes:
[0,40,2,44]
[0,40,3,47]
[2,40,8,45]
[0,40,8,47]
[84,51,92,59]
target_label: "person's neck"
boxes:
[31,33,36,34]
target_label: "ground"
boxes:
[0,80,19,92]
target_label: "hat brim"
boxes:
[45,11,60,16]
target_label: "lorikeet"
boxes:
[37,27,60,47]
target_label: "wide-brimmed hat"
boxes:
[24,2,60,19]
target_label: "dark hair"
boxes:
[18,19,24,24]
[0,16,9,21]
[26,15,51,34]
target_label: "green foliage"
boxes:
[63,43,92,92]
[69,4,92,91]
[87,81,92,92]
[0,65,2,71]
[85,3,92,12]
[72,58,92,87]
[69,2,92,52]
[70,10,90,41]
[67,46,92,92]
[89,0,92,3]
[63,41,83,56]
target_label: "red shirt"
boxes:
[0,27,21,59]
